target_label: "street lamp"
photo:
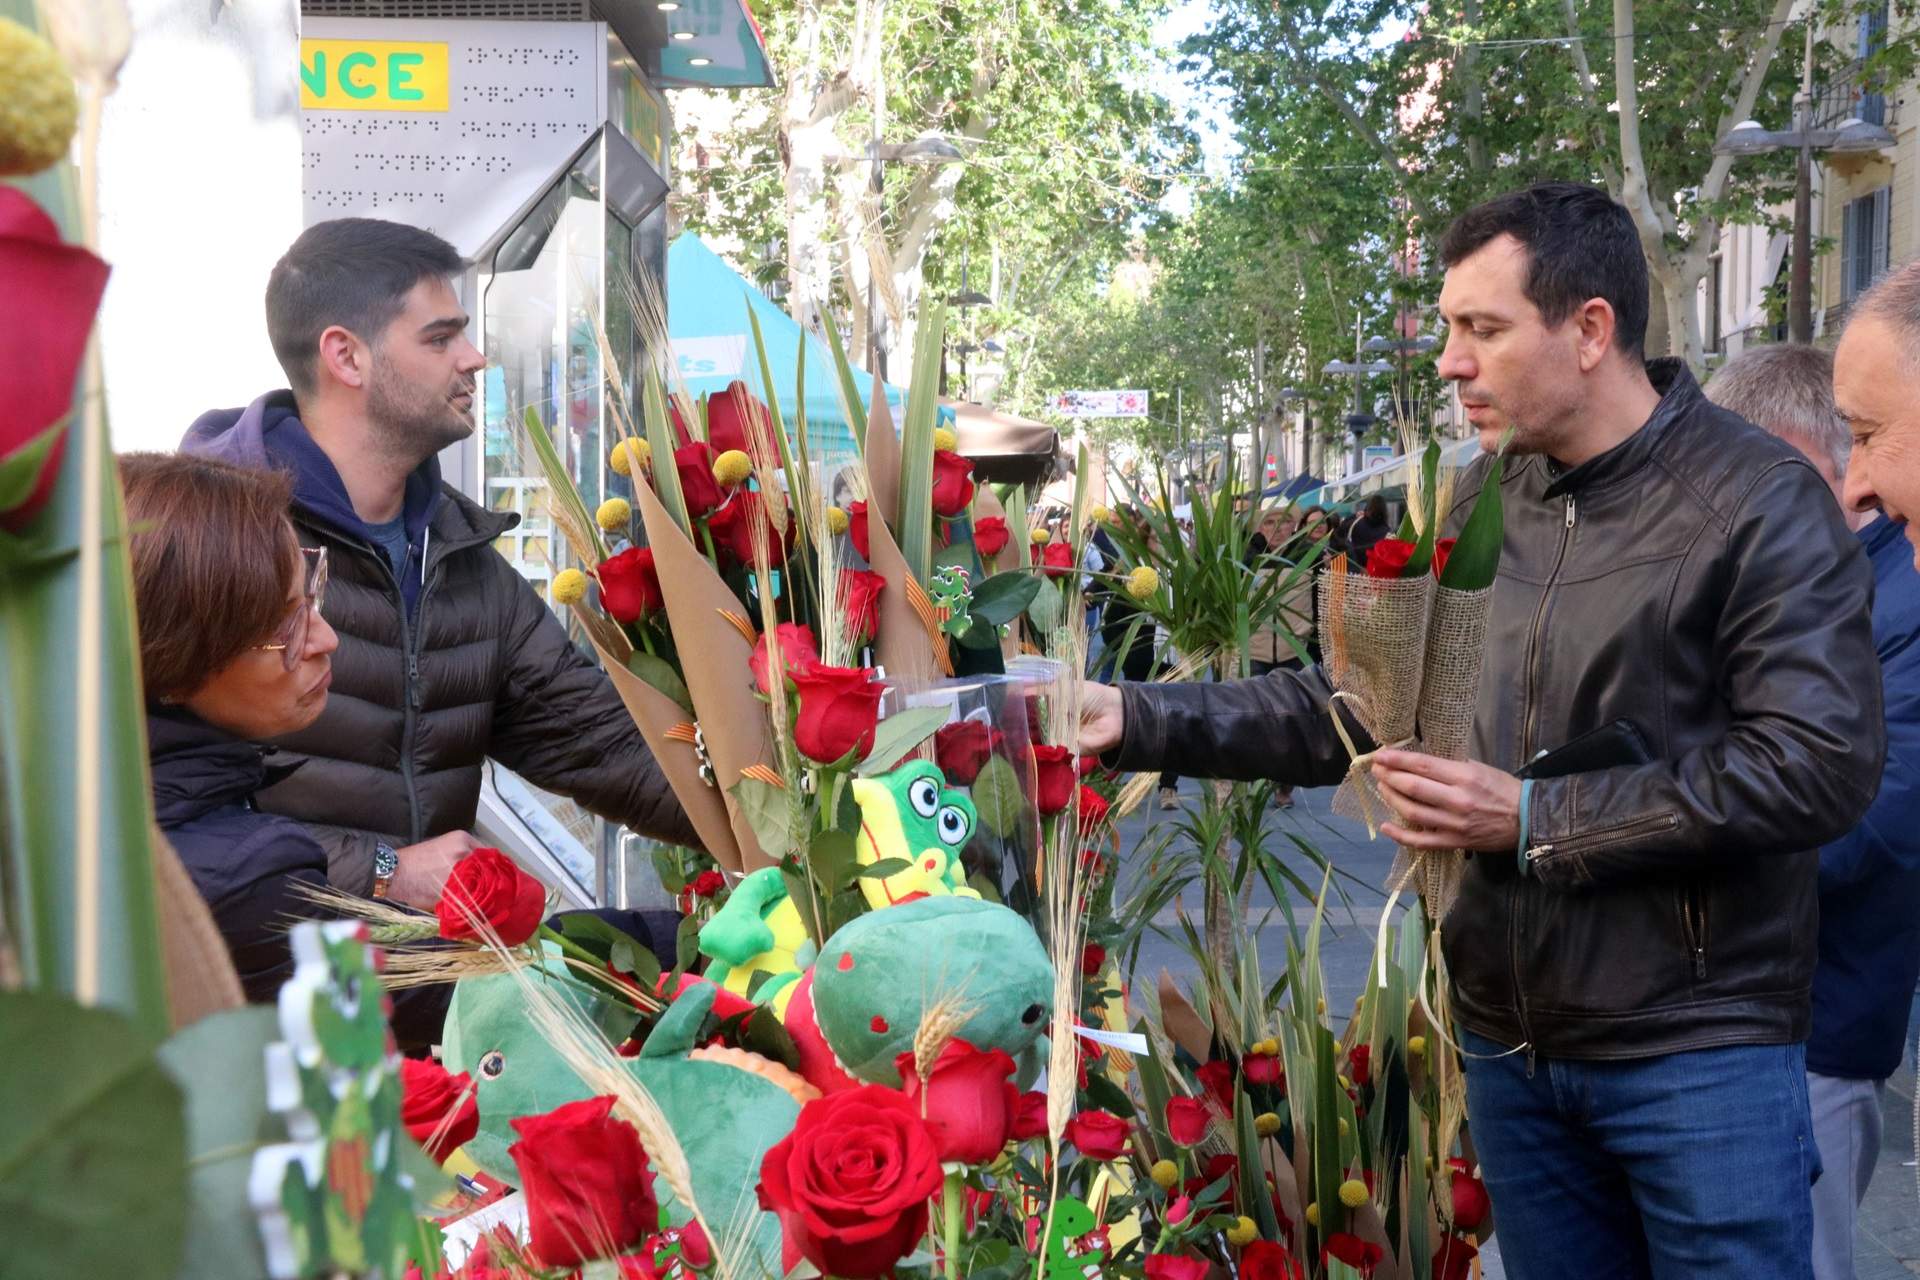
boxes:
[1363,333,1437,425]
[1713,23,1894,342]
[1322,358,1395,474]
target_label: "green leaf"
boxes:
[896,302,948,585]
[651,846,688,895]
[809,828,858,890]
[729,775,799,859]
[971,571,1042,626]
[641,368,691,536]
[857,857,914,879]
[627,650,694,715]
[1026,576,1062,632]
[1438,443,1509,591]
[157,1006,280,1280]
[933,541,975,571]
[968,754,1027,838]
[523,407,607,561]
[855,704,952,776]
[820,314,869,457]
[0,992,187,1277]
[0,417,67,512]
[609,936,662,991]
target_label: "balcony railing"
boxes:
[1812,75,1898,130]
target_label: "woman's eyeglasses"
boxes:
[254,546,329,671]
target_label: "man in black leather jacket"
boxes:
[1081,185,1884,1278]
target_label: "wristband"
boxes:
[1516,779,1535,878]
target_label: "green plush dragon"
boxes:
[850,759,981,910]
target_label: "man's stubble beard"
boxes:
[366,356,474,468]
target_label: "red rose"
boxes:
[790,663,883,764]
[1432,537,1457,580]
[933,720,1002,785]
[971,515,1010,559]
[690,870,726,898]
[0,190,110,530]
[1032,744,1076,815]
[707,491,787,565]
[930,449,977,517]
[1063,1109,1130,1161]
[622,1221,714,1280]
[1244,1052,1284,1089]
[1196,1060,1235,1112]
[1447,1158,1490,1231]
[400,1058,478,1163]
[1078,753,1101,777]
[1325,1233,1383,1277]
[839,568,886,649]
[751,623,819,694]
[1348,1043,1372,1088]
[1143,1256,1209,1280]
[1081,943,1107,977]
[1166,1096,1210,1147]
[674,442,725,518]
[1433,1236,1478,1280]
[1011,1090,1049,1141]
[435,848,547,946]
[1364,537,1417,579]
[508,1096,658,1268]
[598,547,664,623]
[893,1038,1018,1165]
[703,380,776,459]
[847,499,872,562]
[757,1084,944,1279]
[1077,785,1110,833]
[1243,1241,1306,1280]
[1041,540,1076,578]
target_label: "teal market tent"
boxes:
[667,234,915,465]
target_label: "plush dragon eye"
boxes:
[909,776,940,818]
[479,1050,506,1079]
[937,804,970,846]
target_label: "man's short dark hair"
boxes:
[1439,182,1649,361]
[266,218,465,395]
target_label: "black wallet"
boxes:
[1516,718,1653,780]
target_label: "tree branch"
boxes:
[1557,0,1623,191]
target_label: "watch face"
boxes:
[374,845,399,878]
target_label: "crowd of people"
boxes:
[124,185,1918,1279]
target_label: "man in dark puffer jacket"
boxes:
[184,218,695,906]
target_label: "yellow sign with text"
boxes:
[299,39,449,112]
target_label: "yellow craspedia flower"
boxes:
[1338,1178,1369,1209]
[1305,1202,1321,1228]
[1125,565,1160,600]
[1249,1037,1279,1057]
[932,426,958,452]
[713,448,753,487]
[825,505,850,535]
[1149,1159,1179,1189]
[1254,1112,1283,1137]
[0,18,78,178]
[1337,1074,1352,1092]
[608,437,650,476]
[549,568,589,605]
[1316,998,1327,1016]
[1225,1216,1258,1247]
[1337,1118,1351,1137]
[1408,1035,1428,1058]
[1030,527,1051,545]
[596,497,632,531]
[1088,503,1113,525]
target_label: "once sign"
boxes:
[299,39,450,112]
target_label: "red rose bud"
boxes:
[1432,537,1457,580]
[1078,753,1101,777]
[1243,1052,1284,1089]
[972,515,1010,558]
[930,448,977,517]
[1348,1043,1372,1088]
[1447,1158,1490,1231]
[598,546,664,623]
[757,1085,944,1279]
[1077,785,1110,833]
[839,568,886,649]
[847,499,872,562]
[1325,1233,1384,1276]
[400,1057,479,1163]
[933,719,1002,785]
[1433,1236,1478,1280]
[674,442,726,518]
[1081,943,1107,977]
[1196,1059,1235,1112]
[1165,1194,1193,1226]
[0,190,110,530]
[1041,540,1076,578]
[790,663,883,764]
[1165,1095,1210,1147]
[707,490,787,565]
[893,1038,1019,1165]
[435,847,547,946]
[690,870,726,898]
[1011,1089,1049,1141]
[508,1095,658,1269]
[1063,1109,1130,1161]
[1242,1241,1307,1280]
[751,622,820,695]
[1032,744,1076,816]
[1143,1256,1210,1280]
[1365,537,1417,579]
[703,380,776,459]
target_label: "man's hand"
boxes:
[1371,750,1521,853]
[388,830,482,909]
[1077,682,1126,756]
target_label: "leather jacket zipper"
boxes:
[1512,491,1576,1074]
[1680,882,1709,979]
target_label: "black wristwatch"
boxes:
[372,842,399,899]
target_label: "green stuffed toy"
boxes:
[849,759,981,910]
[698,866,817,1017]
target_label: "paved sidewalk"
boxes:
[1123,779,1920,1277]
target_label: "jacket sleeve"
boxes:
[1109,662,1368,786]
[487,560,700,848]
[1527,461,1884,889]
[303,822,383,895]
[202,834,331,1005]
[1820,595,1920,889]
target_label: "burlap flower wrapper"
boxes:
[1390,583,1495,918]
[1318,561,1437,830]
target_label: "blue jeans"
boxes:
[1460,1029,1818,1280]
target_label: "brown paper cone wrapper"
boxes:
[867,506,944,685]
[863,376,900,530]
[631,479,776,869]
[1318,565,1436,830]
[592,635,752,871]
[153,827,246,1030]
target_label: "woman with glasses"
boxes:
[122,452,447,1046]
